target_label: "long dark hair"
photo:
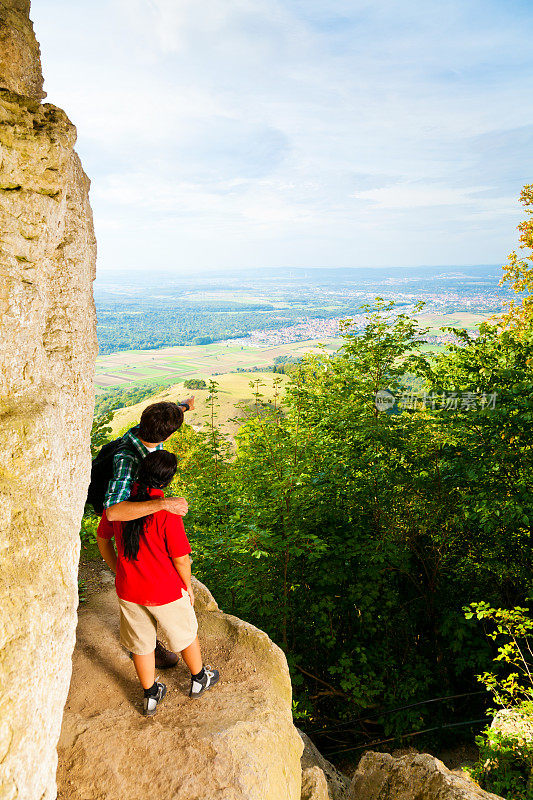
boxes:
[122,450,178,561]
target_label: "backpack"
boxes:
[86,437,137,516]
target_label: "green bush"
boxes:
[469,716,533,799]
[464,603,533,798]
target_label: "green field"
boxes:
[418,311,489,334]
[95,310,490,393]
[95,338,343,392]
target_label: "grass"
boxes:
[109,372,289,439]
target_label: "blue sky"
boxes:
[31,0,533,272]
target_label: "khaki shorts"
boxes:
[118,589,198,655]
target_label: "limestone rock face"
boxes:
[56,579,304,800]
[348,751,503,800]
[0,5,97,797]
[0,1,44,99]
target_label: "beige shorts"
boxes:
[118,589,198,655]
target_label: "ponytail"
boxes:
[121,450,178,561]
[122,481,152,561]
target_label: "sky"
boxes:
[31,0,533,273]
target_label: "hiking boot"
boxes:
[143,680,167,717]
[189,666,220,698]
[154,640,178,669]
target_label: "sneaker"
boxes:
[189,665,220,698]
[143,680,167,717]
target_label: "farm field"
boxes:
[94,310,490,392]
[95,337,343,391]
[418,311,489,333]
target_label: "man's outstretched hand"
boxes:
[164,497,189,516]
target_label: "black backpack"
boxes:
[86,437,137,516]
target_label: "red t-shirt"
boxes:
[96,487,191,606]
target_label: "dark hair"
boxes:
[138,402,183,444]
[122,450,178,561]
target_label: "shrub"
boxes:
[183,378,208,389]
[468,715,533,799]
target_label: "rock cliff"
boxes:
[56,579,304,800]
[0,2,97,799]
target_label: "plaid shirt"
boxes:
[103,426,164,509]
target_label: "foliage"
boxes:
[183,378,208,389]
[272,355,304,374]
[464,603,533,709]
[493,184,533,336]
[90,410,114,458]
[469,720,533,800]
[82,407,115,546]
[463,603,533,798]
[80,510,100,546]
[94,381,173,417]
[78,579,87,604]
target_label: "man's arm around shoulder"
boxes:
[106,496,189,522]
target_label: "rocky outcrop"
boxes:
[491,707,533,743]
[56,579,304,800]
[0,0,44,99]
[0,2,97,799]
[348,751,503,800]
[299,729,351,800]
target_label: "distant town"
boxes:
[93,264,513,359]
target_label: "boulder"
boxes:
[302,766,330,800]
[298,729,351,800]
[491,707,533,743]
[56,579,304,800]
[348,751,503,800]
[0,3,97,798]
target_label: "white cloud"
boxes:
[30,0,533,270]
[354,184,489,209]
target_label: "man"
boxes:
[104,397,195,668]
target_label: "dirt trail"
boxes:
[56,581,303,800]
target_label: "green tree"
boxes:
[89,410,114,457]
[174,290,532,745]
[494,183,533,336]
